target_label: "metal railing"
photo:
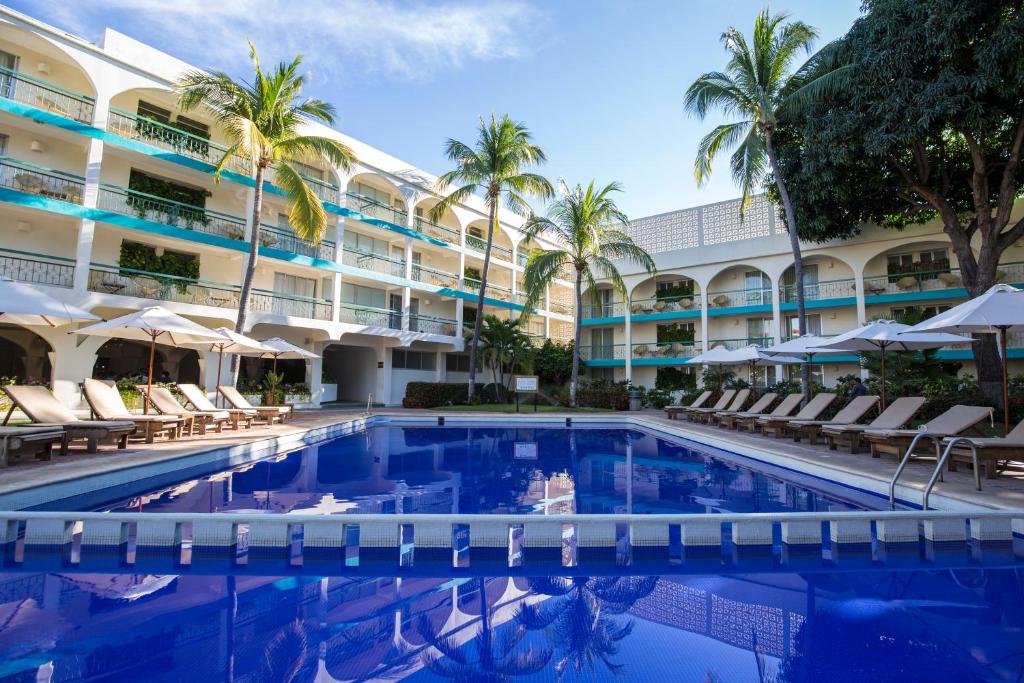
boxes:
[0,248,75,287]
[344,191,408,226]
[864,263,1024,297]
[780,278,856,303]
[465,233,513,261]
[629,294,701,314]
[342,248,406,277]
[258,224,336,260]
[412,263,459,288]
[339,302,400,329]
[707,287,773,308]
[707,337,773,351]
[410,313,458,336]
[250,288,332,320]
[580,343,625,361]
[413,216,460,244]
[96,184,247,241]
[580,301,624,319]
[464,277,513,302]
[0,156,84,203]
[88,264,242,309]
[632,341,701,359]
[105,108,249,174]
[296,173,341,205]
[0,66,95,123]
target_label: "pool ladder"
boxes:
[888,432,984,510]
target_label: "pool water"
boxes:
[82,425,875,515]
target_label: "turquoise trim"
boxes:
[865,289,968,305]
[780,296,857,311]
[707,304,773,317]
[582,359,625,367]
[632,357,698,366]
[630,309,702,322]
[326,201,456,250]
[935,349,1024,361]
[581,316,626,327]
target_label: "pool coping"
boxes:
[0,412,1018,513]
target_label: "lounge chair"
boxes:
[686,390,737,423]
[218,385,291,424]
[758,393,838,439]
[861,405,994,460]
[177,384,256,430]
[82,379,184,444]
[2,385,136,454]
[714,393,777,429]
[664,391,712,420]
[821,397,927,453]
[0,426,66,467]
[785,395,880,444]
[138,385,230,436]
[940,419,1024,481]
[697,389,751,425]
[731,393,803,432]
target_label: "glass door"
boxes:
[273,273,316,318]
[744,271,771,305]
[0,50,19,100]
[388,293,403,330]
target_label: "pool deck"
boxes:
[0,408,1022,512]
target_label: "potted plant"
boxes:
[262,371,285,406]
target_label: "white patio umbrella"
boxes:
[0,277,99,326]
[259,337,320,375]
[179,327,275,394]
[75,306,227,413]
[721,344,805,385]
[809,319,973,409]
[899,284,1024,434]
[684,345,736,365]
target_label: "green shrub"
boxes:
[576,379,630,410]
[646,388,673,409]
[403,382,484,408]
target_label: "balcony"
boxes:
[341,248,405,278]
[106,108,249,174]
[338,302,400,329]
[631,341,702,360]
[863,263,1024,299]
[412,263,459,289]
[0,248,74,287]
[580,301,625,320]
[259,224,336,261]
[780,278,856,304]
[0,157,84,203]
[465,233,513,262]
[580,344,625,361]
[0,66,95,123]
[464,277,513,302]
[630,294,701,317]
[548,300,573,316]
[410,313,458,336]
[345,191,408,227]
[413,216,459,245]
[96,184,247,242]
[706,287,773,311]
[297,173,341,205]
[708,337,773,351]
[250,289,332,320]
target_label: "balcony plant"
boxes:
[262,371,285,406]
[118,242,199,294]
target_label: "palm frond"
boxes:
[275,161,327,243]
[277,134,355,172]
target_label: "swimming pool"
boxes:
[2,421,1022,681]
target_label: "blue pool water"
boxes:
[2,424,1023,681]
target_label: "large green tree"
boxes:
[520,181,654,407]
[768,0,1024,403]
[476,314,534,401]
[684,9,822,399]
[432,115,553,402]
[176,43,355,382]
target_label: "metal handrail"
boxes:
[887,431,944,509]
[924,437,984,509]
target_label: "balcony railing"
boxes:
[548,300,573,316]
[259,224,336,260]
[250,289,332,320]
[96,185,247,242]
[632,341,702,360]
[413,216,459,244]
[88,264,241,308]
[342,248,405,278]
[464,277,513,302]
[580,344,625,361]
[0,66,95,123]
[344,191,408,226]
[581,302,624,319]
[339,302,400,329]
[410,313,458,336]
[780,278,857,303]
[708,337,773,351]
[106,108,249,174]
[465,234,513,261]
[629,294,701,315]
[707,287,773,309]
[297,173,341,205]
[0,157,84,203]
[412,263,459,288]
[0,248,74,287]
[863,263,1024,297]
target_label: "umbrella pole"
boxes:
[145,335,156,415]
[1001,327,1010,435]
[216,346,225,409]
[879,348,887,411]
[272,354,278,376]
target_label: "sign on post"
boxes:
[513,375,539,413]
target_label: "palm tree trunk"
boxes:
[467,201,497,402]
[765,135,809,400]
[232,163,266,386]
[570,268,582,408]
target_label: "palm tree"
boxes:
[520,181,654,407]
[684,9,818,398]
[175,43,355,381]
[477,314,534,401]
[432,115,553,402]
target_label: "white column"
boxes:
[402,237,413,331]
[307,348,323,407]
[435,351,445,382]
[377,345,392,406]
[331,218,344,323]
[854,266,869,380]
[72,89,112,293]
[624,309,633,383]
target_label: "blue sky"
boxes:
[16,0,862,218]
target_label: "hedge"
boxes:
[403,382,486,408]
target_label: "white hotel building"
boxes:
[0,8,576,407]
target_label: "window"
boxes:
[392,349,437,371]
[657,322,695,343]
[340,283,386,309]
[354,181,391,205]
[590,367,616,382]
[174,115,209,139]
[344,230,389,256]
[746,318,773,345]
[891,305,950,322]
[887,248,950,281]
[0,133,7,157]
[744,271,771,305]
[446,353,471,373]
[273,273,316,297]
[137,100,172,124]
[788,363,825,386]
[656,278,694,299]
[0,51,18,99]
[786,313,822,339]
[590,328,615,359]
[293,161,325,181]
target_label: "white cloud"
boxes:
[27,0,545,81]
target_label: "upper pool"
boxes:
[64,425,880,515]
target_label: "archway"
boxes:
[0,324,53,382]
[92,339,200,384]
[323,344,377,403]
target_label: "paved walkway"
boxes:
[1,408,1022,511]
